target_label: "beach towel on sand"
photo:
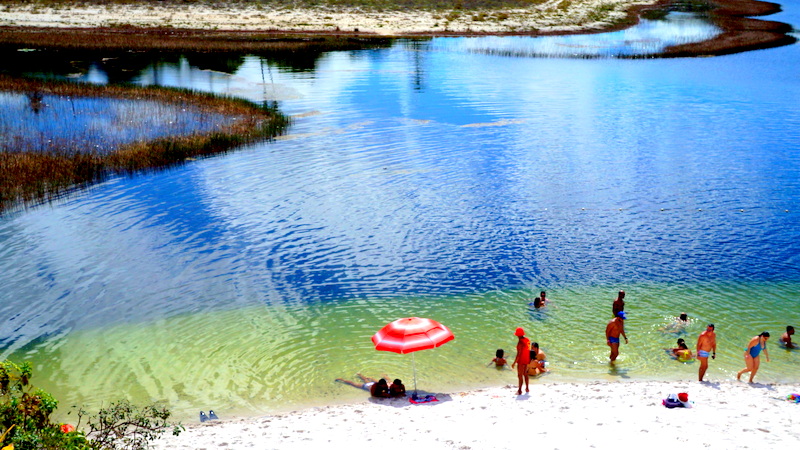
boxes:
[410,394,438,404]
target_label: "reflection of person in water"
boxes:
[28,90,44,114]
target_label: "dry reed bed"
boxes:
[0,27,393,52]
[0,75,290,213]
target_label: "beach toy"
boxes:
[787,393,800,403]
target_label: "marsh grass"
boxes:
[0,75,290,213]
[0,27,393,52]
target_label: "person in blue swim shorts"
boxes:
[605,311,628,362]
[696,324,717,382]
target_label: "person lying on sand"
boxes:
[336,374,391,397]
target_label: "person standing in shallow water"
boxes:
[780,325,795,348]
[612,290,625,317]
[511,327,531,395]
[605,311,628,362]
[737,332,771,383]
[696,324,717,382]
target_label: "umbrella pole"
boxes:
[412,352,418,396]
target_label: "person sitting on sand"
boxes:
[780,326,795,349]
[488,349,508,368]
[527,342,548,376]
[336,374,391,398]
[670,338,692,362]
[389,379,406,397]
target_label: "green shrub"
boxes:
[0,361,90,450]
[1,361,182,450]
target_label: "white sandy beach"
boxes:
[153,380,800,449]
[0,1,656,35]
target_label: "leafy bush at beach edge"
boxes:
[1,360,183,450]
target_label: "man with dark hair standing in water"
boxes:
[612,290,625,317]
[696,324,717,382]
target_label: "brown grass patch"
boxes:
[0,75,290,213]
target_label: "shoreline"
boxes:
[152,380,800,449]
[0,0,795,56]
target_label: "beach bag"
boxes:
[662,393,682,408]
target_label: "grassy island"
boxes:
[0,75,290,213]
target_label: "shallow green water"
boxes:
[18,280,799,422]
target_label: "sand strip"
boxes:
[153,380,800,449]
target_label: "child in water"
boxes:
[488,349,508,368]
[669,338,693,362]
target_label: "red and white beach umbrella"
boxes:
[372,317,454,393]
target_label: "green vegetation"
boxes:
[0,360,182,449]
[0,75,291,213]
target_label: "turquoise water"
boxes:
[1,8,800,421]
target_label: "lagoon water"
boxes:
[1,8,800,420]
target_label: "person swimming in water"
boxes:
[488,348,509,368]
[660,312,690,334]
[528,291,550,309]
[736,332,771,383]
